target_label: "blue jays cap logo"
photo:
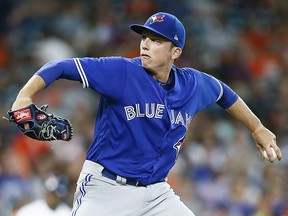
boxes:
[149,15,165,25]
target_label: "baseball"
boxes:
[262,147,277,161]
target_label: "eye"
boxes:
[152,39,163,44]
[141,35,163,44]
[141,35,147,41]
[149,37,161,43]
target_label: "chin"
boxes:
[141,59,155,73]
[141,62,149,69]
[142,65,150,72]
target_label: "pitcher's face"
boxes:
[140,30,178,72]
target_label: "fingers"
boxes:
[269,138,282,161]
[273,145,282,161]
[260,140,282,163]
[253,127,282,163]
[24,122,30,129]
[262,147,277,162]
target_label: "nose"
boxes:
[141,37,150,50]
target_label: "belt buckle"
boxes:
[116,175,127,185]
[135,181,141,187]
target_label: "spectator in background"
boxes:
[15,172,71,216]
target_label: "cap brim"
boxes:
[129,24,171,42]
[129,24,145,35]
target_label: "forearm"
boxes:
[225,97,262,133]
[12,59,80,110]
[12,75,46,110]
[226,97,282,161]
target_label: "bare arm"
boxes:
[12,58,82,110]
[12,75,46,111]
[226,97,282,162]
[10,75,46,129]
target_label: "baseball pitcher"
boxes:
[7,12,282,216]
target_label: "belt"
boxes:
[102,168,146,187]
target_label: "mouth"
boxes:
[141,54,150,59]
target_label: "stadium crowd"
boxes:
[0,0,288,215]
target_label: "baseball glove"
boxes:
[6,104,73,141]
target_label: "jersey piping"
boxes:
[74,58,89,88]
[203,72,223,102]
[214,77,223,102]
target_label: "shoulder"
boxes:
[123,57,142,67]
[173,65,203,84]
[79,56,141,68]
[175,65,217,81]
[174,65,202,76]
[82,56,140,64]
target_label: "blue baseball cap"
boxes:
[130,12,186,49]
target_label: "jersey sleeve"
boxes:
[35,57,128,100]
[35,59,82,86]
[73,57,127,100]
[216,80,239,109]
[196,72,238,111]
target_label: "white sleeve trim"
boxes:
[214,77,223,102]
[73,58,89,88]
[203,72,223,102]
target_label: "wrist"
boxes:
[251,124,265,135]
[12,97,33,111]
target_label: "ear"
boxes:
[172,47,182,60]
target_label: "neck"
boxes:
[150,64,173,83]
[153,73,170,83]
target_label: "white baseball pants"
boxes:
[71,160,195,216]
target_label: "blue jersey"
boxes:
[36,57,238,185]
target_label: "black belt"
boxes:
[102,168,147,187]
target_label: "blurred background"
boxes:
[0,0,288,215]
